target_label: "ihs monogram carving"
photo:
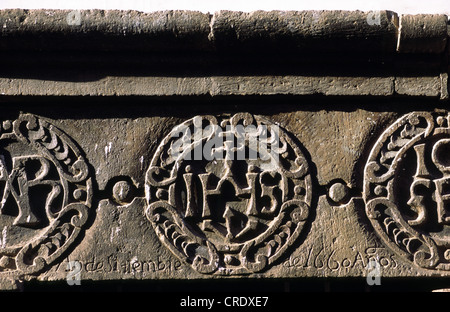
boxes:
[363,111,450,271]
[0,114,92,276]
[145,113,312,275]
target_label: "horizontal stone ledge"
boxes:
[0,9,447,54]
[0,75,447,99]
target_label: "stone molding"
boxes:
[0,10,447,53]
[0,9,449,290]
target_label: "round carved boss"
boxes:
[145,113,312,275]
[363,111,450,271]
[0,114,92,276]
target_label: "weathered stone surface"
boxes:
[397,14,448,53]
[0,9,211,52]
[0,75,447,98]
[0,105,449,287]
[0,9,448,291]
[211,10,399,53]
[394,76,441,97]
[0,9,447,54]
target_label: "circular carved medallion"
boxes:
[363,111,450,271]
[0,114,92,276]
[145,113,312,274]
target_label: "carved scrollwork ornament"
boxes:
[145,113,313,275]
[363,111,450,271]
[0,114,93,278]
